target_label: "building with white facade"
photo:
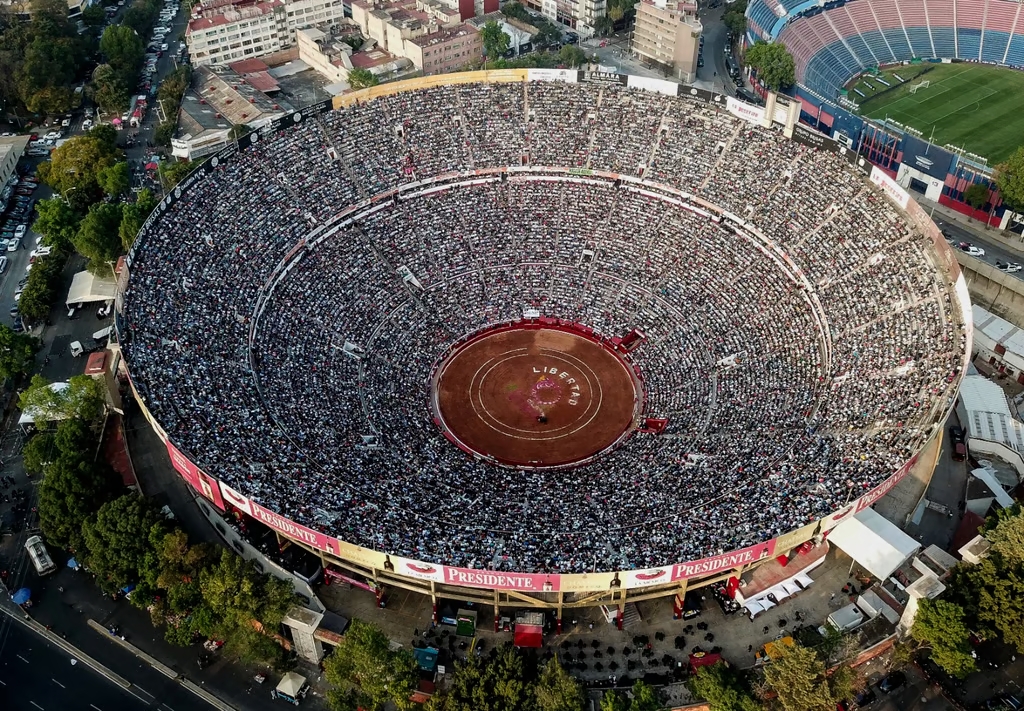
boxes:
[186,0,347,66]
[631,0,702,81]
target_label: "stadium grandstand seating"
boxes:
[761,0,1024,100]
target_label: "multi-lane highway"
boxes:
[931,211,1024,281]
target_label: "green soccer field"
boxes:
[851,63,1024,163]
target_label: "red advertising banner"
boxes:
[247,500,339,555]
[219,481,253,516]
[855,454,919,514]
[165,440,224,509]
[443,566,561,592]
[392,556,445,583]
[671,540,777,580]
[622,567,673,588]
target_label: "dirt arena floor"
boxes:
[434,327,640,468]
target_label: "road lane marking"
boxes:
[30,702,44,710]
[135,685,155,698]
[0,678,6,685]
[17,654,30,663]
[122,686,151,704]
[90,705,103,711]
[52,679,65,688]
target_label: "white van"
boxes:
[25,536,57,576]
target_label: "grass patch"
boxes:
[854,63,1024,163]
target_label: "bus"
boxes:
[24,536,56,576]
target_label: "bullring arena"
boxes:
[118,70,972,622]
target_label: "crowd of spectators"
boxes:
[121,80,966,575]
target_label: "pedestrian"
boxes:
[830,592,836,601]
[58,586,64,593]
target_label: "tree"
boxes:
[760,643,839,711]
[347,67,378,90]
[23,432,56,476]
[82,4,107,27]
[962,182,990,210]
[0,324,39,381]
[159,159,197,189]
[33,197,80,252]
[744,40,795,91]
[97,162,130,198]
[153,121,176,147]
[19,374,107,424]
[481,21,511,66]
[910,599,977,678]
[100,24,144,77]
[37,134,121,209]
[986,506,1024,565]
[17,253,65,324]
[723,0,749,38]
[91,63,131,115]
[120,188,157,251]
[74,202,123,270]
[325,619,418,711]
[558,45,587,68]
[501,1,530,21]
[594,15,614,37]
[535,658,585,711]
[625,680,660,711]
[996,147,1024,212]
[600,692,627,711]
[83,494,169,592]
[688,662,760,711]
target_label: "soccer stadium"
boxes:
[118,71,972,617]
[746,0,1024,161]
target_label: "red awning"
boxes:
[513,624,543,648]
[689,652,722,672]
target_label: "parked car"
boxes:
[7,236,21,252]
[996,260,1022,273]
[878,671,906,693]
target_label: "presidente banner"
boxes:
[672,540,777,580]
[164,440,224,510]
[247,499,340,555]
[443,566,561,592]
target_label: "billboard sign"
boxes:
[869,166,910,209]
[248,499,340,554]
[727,96,765,125]
[391,555,445,583]
[219,482,253,515]
[443,566,560,592]
[622,566,672,588]
[164,440,224,509]
[672,540,777,579]
[900,135,954,180]
[578,70,628,86]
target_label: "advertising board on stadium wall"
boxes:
[626,75,677,96]
[527,68,577,83]
[869,166,910,209]
[164,440,224,510]
[247,499,340,554]
[444,567,561,592]
[727,96,765,125]
[577,70,628,86]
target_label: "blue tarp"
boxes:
[413,646,439,671]
[12,588,30,604]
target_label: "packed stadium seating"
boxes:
[122,79,965,575]
[767,0,1024,99]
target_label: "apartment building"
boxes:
[518,0,604,38]
[631,0,701,82]
[351,0,483,74]
[186,0,346,66]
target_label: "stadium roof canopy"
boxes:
[66,271,117,306]
[827,508,920,580]
[959,374,1024,453]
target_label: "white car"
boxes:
[0,256,8,274]
[7,236,21,252]
[44,131,61,141]
[967,246,985,257]
[14,224,26,238]
[997,261,1022,273]
[161,43,169,51]
[82,119,93,130]
[61,118,71,127]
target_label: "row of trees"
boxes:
[153,65,192,146]
[902,505,1024,678]
[321,624,661,711]
[25,375,296,665]
[34,125,157,270]
[0,0,93,116]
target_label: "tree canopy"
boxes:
[73,202,124,271]
[558,45,588,68]
[910,599,978,679]
[347,67,379,91]
[0,324,40,382]
[723,0,749,38]
[962,182,990,210]
[744,41,795,91]
[996,147,1024,211]
[481,21,511,65]
[120,189,157,251]
[37,134,122,209]
[19,374,107,424]
[598,681,661,711]
[688,662,760,711]
[535,658,586,711]
[83,493,170,592]
[325,619,418,711]
[759,642,853,711]
[33,197,80,252]
[17,252,65,324]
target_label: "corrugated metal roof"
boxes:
[973,304,1024,357]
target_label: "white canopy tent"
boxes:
[66,271,117,307]
[827,508,921,580]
